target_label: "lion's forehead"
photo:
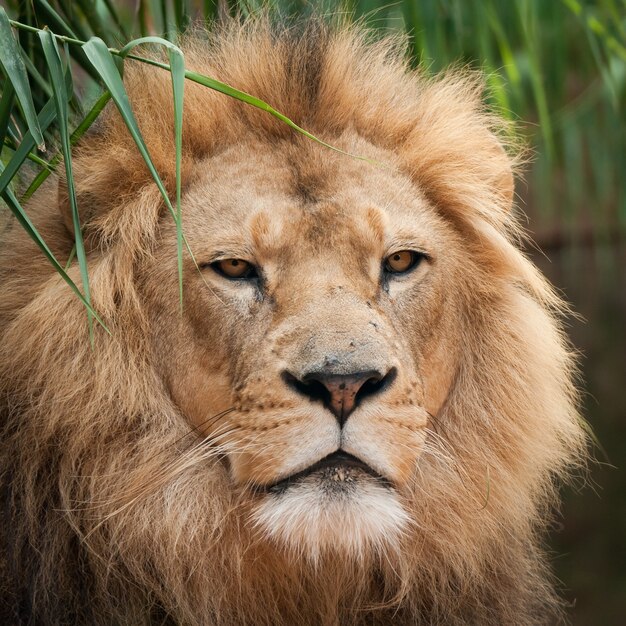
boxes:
[180,140,441,266]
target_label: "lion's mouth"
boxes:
[264,450,389,494]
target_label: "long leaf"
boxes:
[73,0,113,44]
[39,29,95,340]
[0,79,15,146]
[83,38,175,215]
[170,49,185,309]
[118,37,186,307]
[0,163,108,331]
[101,0,130,40]
[19,48,54,100]
[0,7,45,150]
[516,2,554,161]
[0,63,72,199]
[82,38,191,300]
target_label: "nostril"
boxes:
[282,372,332,406]
[355,367,397,405]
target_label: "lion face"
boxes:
[144,136,461,557]
[0,19,588,624]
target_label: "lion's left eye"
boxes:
[211,259,257,280]
[384,250,423,274]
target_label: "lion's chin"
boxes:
[251,470,410,562]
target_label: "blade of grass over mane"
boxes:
[39,29,95,342]
[118,37,186,309]
[0,8,45,150]
[21,90,112,203]
[0,162,108,331]
[171,50,184,309]
[83,37,189,306]
[182,65,365,159]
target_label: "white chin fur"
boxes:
[251,475,410,562]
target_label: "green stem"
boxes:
[3,139,54,170]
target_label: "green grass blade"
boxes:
[516,2,554,162]
[21,90,112,203]
[202,0,219,23]
[2,140,53,170]
[185,67,359,156]
[486,5,522,92]
[83,38,174,215]
[118,36,186,308]
[0,162,108,332]
[117,45,365,159]
[19,48,54,100]
[170,49,185,309]
[39,29,95,341]
[159,0,172,41]
[0,96,57,197]
[138,0,149,37]
[0,7,45,150]
[37,0,88,42]
[0,79,15,146]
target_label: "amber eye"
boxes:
[384,250,423,274]
[211,259,257,279]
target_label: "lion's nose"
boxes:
[284,368,396,425]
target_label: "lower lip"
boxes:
[263,452,387,493]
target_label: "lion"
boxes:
[0,17,586,626]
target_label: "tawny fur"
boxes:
[0,17,586,626]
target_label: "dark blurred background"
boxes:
[541,245,626,624]
[1,1,624,622]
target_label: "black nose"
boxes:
[283,368,396,425]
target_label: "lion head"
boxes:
[0,18,586,626]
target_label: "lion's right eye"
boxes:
[384,250,424,275]
[210,259,258,280]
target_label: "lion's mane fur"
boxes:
[0,17,585,626]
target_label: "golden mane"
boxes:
[0,17,585,625]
